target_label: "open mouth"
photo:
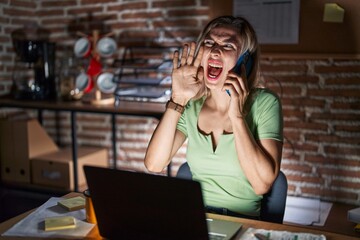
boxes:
[207,61,223,80]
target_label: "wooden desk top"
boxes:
[0,193,358,240]
[0,97,166,118]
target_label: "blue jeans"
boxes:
[205,206,260,220]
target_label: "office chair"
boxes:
[176,162,288,224]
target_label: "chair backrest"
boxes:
[176,162,288,224]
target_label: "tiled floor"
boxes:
[0,185,64,223]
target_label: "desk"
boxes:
[0,193,358,240]
[0,97,166,191]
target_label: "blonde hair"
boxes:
[194,16,261,99]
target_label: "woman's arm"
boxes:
[144,42,204,172]
[224,66,283,195]
[144,111,186,172]
[232,119,282,195]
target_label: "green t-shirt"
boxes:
[176,88,283,217]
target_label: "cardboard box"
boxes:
[0,118,59,183]
[31,147,108,191]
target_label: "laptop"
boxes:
[84,165,242,240]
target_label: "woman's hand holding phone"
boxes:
[224,64,249,119]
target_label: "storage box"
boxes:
[31,147,108,191]
[0,117,59,183]
[348,207,360,223]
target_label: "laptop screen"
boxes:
[84,166,209,239]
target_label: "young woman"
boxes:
[144,16,283,219]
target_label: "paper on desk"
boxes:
[283,196,332,226]
[241,227,326,240]
[313,201,333,226]
[2,197,95,239]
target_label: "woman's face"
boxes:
[201,26,242,91]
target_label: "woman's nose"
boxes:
[210,45,221,55]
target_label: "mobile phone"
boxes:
[226,50,254,96]
[233,50,253,77]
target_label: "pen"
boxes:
[254,233,270,240]
[226,89,231,96]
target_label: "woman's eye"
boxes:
[224,44,235,50]
[204,40,214,47]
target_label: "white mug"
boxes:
[96,72,116,94]
[96,37,117,58]
[74,37,91,58]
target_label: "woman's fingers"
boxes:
[193,45,203,67]
[186,42,196,65]
[172,50,179,70]
[180,44,189,66]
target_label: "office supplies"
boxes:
[115,86,169,99]
[348,207,360,223]
[44,216,76,231]
[58,196,85,211]
[84,165,242,240]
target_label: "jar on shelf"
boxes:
[59,56,88,100]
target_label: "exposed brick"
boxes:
[119,31,159,39]
[10,0,37,8]
[310,112,360,121]
[122,11,163,19]
[167,8,209,17]
[307,88,360,98]
[284,121,328,131]
[305,155,360,167]
[331,180,360,189]
[152,0,196,8]
[318,167,360,178]
[3,7,36,16]
[323,146,360,156]
[315,65,360,74]
[81,0,116,5]
[331,102,360,110]
[282,97,326,108]
[153,19,198,28]
[280,163,312,173]
[261,64,308,73]
[41,0,77,8]
[67,6,103,15]
[110,21,148,30]
[305,134,360,145]
[36,9,65,17]
[334,124,360,133]
[325,76,360,85]
[282,109,305,119]
[301,187,358,201]
[164,29,200,38]
[107,2,148,12]
[287,174,324,184]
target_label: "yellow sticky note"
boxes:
[44,216,76,231]
[323,3,345,23]
[58,196,85,211]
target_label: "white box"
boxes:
[348,207,360,223]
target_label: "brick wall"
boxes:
[0,0,359,206]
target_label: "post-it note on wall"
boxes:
[323,3,345,23]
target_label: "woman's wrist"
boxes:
[170,96,188,106]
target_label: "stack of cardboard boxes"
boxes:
[0,116,108,191]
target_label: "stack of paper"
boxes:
[283,196,333,226]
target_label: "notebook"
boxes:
[84,165,242,240]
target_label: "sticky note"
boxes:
[58,196,85,211]
[44,216,76,231]
[323,3,345,23]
